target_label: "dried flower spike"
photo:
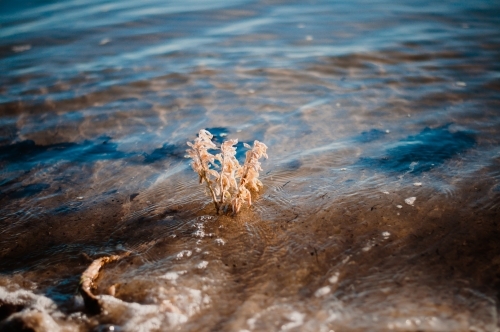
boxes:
[232,140,268,214]
[216,138,239,212]
[186,129,221,212]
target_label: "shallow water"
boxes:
[1,0,500,331]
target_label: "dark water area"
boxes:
[1,0,500,331]
[359,125,477,174]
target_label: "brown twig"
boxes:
[78,253,129,314]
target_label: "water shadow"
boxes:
[0,137,130,168]
[354,129,387,144]
[142,143,186,164]
[359,125,475,174]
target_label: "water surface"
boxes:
[1,0,500,331]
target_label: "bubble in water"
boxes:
[176,250,192,260]
[197,261,208,269]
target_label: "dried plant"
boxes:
[216,138,239,212]
[232,141,268,214]
[186,129,220,212]
[186,129,268,214]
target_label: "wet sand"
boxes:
[1,160,500,331]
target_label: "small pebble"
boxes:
[405,197,416,206]
[328,272,339,284]
[314,286,331,297]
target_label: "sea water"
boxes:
[1,0,500,331]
